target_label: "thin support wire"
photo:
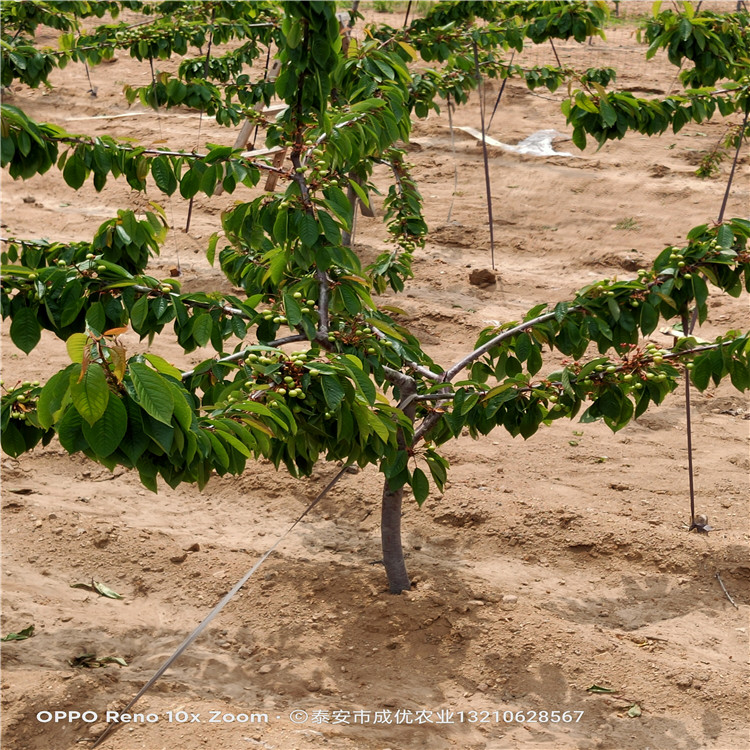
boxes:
[445,93,458,224]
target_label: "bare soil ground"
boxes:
[1,5,748,750]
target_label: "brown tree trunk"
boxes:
[381,479,410,593]
[380,376,416,594]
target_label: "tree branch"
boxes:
[180,334,307,380]
[28,134,290,177]
[444,311,558,382]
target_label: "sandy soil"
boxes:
[2,5,749,750]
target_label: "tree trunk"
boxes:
[380,377,417,594]
[381,479,410,593]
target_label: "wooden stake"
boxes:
[472,40,495,271]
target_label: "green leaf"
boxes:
[37,367,74,429]
[57,405,88,453]
[130,295,149,332]
[527,345,543,376]
[321,375,345,410]
[571,126,587,151]
[192,313,213,347]
[514,332,532,362]
[283,292,302,326]
[70,365,110,426]
[151,155,177,195]
[679,17,692,41]
[691,355,713,391]
[286,22,302,49]
[85,302,106,335]
[397,40,418,61]
[599,97,617,127]
[273,210,288,244]
[639,303,658,336]
[179,167,201,199]
[71,580,123,599]
[205,429,229,469]
[1,625,34,642]
[298,213,319,247]
[317,210,341,244]
[66,333,89,364]
[411,467,429,505]
[63,154,86,189]
[348,178,370,208]
[9,307,41,354]
[586,684,616,694]
[93,581,123,599]
[81,395,127,458]
[366,410,390,442]
[143,353,182,380]
[168,383,195,432]
[342,356,376,404]
[717,223,734,248]
[128,362,174,425]
[729,359,749,391]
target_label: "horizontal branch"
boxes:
[34,22,277,58]
[47,136,290,175]
[444,310,559,382]
[369,326,443,382]
[180,335,307,380]
[131,284,252,319]
[412,336,746,444]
